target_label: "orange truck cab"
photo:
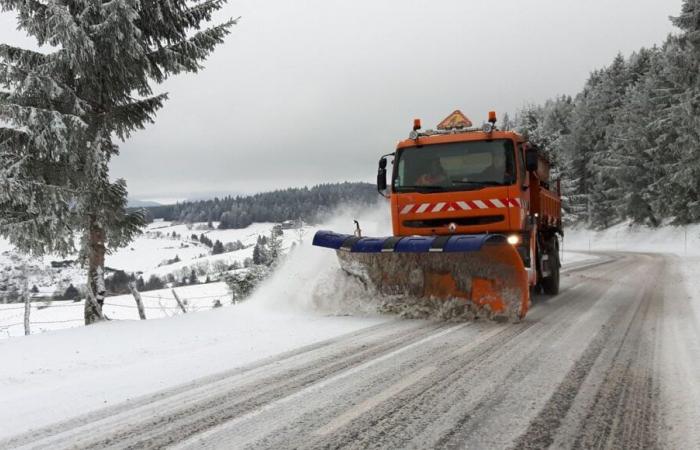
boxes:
[377,110,563,293]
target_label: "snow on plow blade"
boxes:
[313,231,530,321]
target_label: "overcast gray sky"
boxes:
[0,0,683,202]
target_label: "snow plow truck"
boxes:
[313,110,562,321]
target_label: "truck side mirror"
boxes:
[377,157,388,192]
[525,147,538,172]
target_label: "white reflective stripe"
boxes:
[456,201,470,210]
[511,198,521,207]
[473,200,488,209]
[431,202,446,212]
[491,199,505,208]
[400,204,414,215]
[416,203,431,213]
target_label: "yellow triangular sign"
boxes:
[437,110,473,130]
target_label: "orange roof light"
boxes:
[488,111,497,124]
[413,118,422,131]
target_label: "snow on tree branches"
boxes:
[0,0,237,323]
[514,0,700,226]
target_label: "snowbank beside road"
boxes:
[565,222,700,257]
[565,223,700,331]
[0,303,388,438]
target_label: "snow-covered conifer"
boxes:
[0,0,237,323]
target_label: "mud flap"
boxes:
[313,231,530,321]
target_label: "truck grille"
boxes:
[403,215,505,228]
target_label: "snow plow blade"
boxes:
[313,231,530,321]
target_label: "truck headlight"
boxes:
[507,234,520,245]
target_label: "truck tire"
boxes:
[541,247,560,295]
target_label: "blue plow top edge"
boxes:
[312,230,506,253]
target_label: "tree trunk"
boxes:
[85,215,107,324]
[21,261,30,335]
[23,281,30,336]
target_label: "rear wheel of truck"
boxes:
[541,246,560,295]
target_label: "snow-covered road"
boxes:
[2,251,698,449]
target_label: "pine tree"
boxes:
[225,265,270,303]
[586,54,631,228]
[267,230,282,266]
[0,0,237,323]
[666,1,700,222]
[212,240,225,255]
[501,113,514,131]
[64,284,80,301]
[608,48,667,225]
[252,237,268,265]
[508,2,700,227]
[672,0,700,49]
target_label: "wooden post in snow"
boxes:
[171,289,187,314]
[128,282,147,320]
[23,289,30,336]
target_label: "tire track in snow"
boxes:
[513,253,663,449]
[569,255,662,449]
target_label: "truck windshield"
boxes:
[393,139,516,192]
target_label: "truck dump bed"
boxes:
[531,155,562,230]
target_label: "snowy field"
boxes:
[0,210,698,439]
[0,282,231,339]
[0,219,311,339]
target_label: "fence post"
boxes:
[171,289,187,314]
[23,288,31,336]
[128,282,147,320]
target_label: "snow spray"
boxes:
[247,201,391,315]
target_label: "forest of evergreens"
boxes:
[143,182,378,228]
[513,4,699,227]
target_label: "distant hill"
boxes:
[142,182,378,229]
[127,199,163,208]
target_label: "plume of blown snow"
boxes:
[247,199,391,315]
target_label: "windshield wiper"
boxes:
[451,180,505,187]
[394,185,447,192]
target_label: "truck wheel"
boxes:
[541,248,560,295]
